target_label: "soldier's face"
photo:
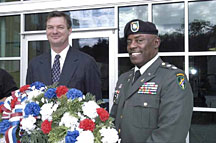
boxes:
[127,34,160,68]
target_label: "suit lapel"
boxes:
[126,57,163,99]
[39,52,52,85]
[59,46,79,86]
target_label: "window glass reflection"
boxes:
[153,3,184,52]
[0,15,20,57]
[190,112,216,143]
[25,13,48,31]
[189,56,216,108]
[28,41,50,62]
[189,0,216,51]
[72,38,109,108]
[118,57,133,76]
[70,8,114,29]
[0,0,19,2]
[0,60,20,87]
[118,5,148,53]
[25,8,114,31]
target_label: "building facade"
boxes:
[1,0,216,142]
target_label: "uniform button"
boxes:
[119,129,121,133]
[144,102,148,107]
[120,115,123,119]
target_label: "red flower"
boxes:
[96,108,109,122]
[20,85,30,92]
[56,86,68,98]
[10,97,18,109]
[41,120,52,134]
[79,119,95,132]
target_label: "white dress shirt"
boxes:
[51,45,70,73]
[134,54,159,75]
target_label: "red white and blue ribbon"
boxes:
[2,91,25,143]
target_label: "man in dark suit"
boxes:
[26,11,102,100]
[110,19,193,143]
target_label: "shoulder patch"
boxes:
[176,73,186,90]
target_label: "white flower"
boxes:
[59,112,78,130]
[82,101,100,119]
[26,89,43,102]
[20,115,36,134]
[52,103,59,112]
[100,127,119,143]
[40,102,56,121]
[76,131,94,143]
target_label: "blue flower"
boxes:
[30,81,46,90]
[44,88,57,99]
[24,102,40,117]
[0,120,11,134]
[65,130,79,143]
[66,88,83,100]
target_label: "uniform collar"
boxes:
[134,54,159,75]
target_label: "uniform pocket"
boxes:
[132,95,159,128]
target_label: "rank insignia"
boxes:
[176,73,186,90]
[138,82,158,94]
[113,90,120,102]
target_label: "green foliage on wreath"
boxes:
[21,130,48,143]
[48,126,68,143]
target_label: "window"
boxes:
[0,15,20,57]
[0,0,19,3]
[153,2,184,52]
[25,8,114,31]
[25,13,48,31]
[70,8,114,29]
[189,0,216,52]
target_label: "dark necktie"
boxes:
[133,70,141,85]
[52,55,61,83]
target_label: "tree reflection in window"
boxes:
[153,2,184,52]
[189,0,216,52]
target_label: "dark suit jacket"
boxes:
[0,69,18,99]
[110,57,193,143]
[26,46,102,100]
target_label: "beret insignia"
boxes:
[130,21,139,33]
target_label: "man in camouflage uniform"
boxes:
[110,19,193,143]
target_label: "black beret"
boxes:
[124,19,158,38]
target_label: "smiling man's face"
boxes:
[46,16,72,50]
[127,33,160,68]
